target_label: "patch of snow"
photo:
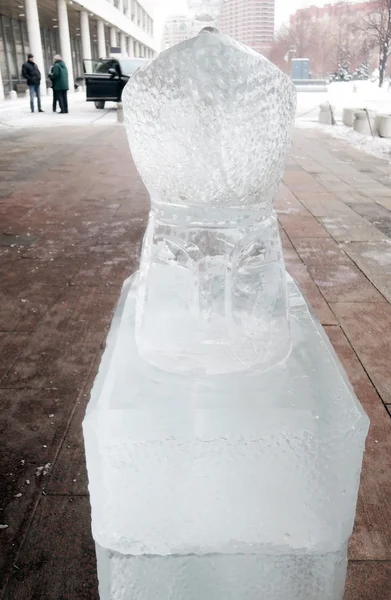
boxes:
[35,463,51,477]
[295,80,391,160]
[296,121,391,162]
[361,250,391,265]
[0,524,8,529]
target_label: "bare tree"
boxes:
[362,0,391,86]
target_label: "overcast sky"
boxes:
[159,0,361,29]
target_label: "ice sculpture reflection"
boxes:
[123,29,296,374]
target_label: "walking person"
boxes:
[51,55,69,114]
[22,54,44,113]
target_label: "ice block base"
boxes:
[83,273,369,600]
[96,543,347,600]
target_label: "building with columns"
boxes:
[0,0,159,101]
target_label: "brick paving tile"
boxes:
[307,263,387,303]
[0,285,62,333]
[296,193,352,218]
[336,190,375,204]
[360,186,391,199]
[319,214,389,243]
[283,170,329,194]
[315,173,353,193]
[286,262,338,325]
[331,302,391,405]
[325,327,391,561]
[291,238,354,266]
[377,197,391,211]
[275,182,309,214]
[345,562,391,600]
[0,388,79,581]
[47,351,103,497]
[279,213,331,239]
[342,242,391,303]
[350,202,391,226]
[0,333,30,381]
[2,288,116,389]
[2,497,98,600]
[1,125,391,599]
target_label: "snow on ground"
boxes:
[296,80,391,162]
[296,121,391,162]
[0,90,120,129]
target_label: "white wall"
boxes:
[73,0,160,51]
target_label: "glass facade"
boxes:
[0,13,84,94]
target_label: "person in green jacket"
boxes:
[51,55,69,114]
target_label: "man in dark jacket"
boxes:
[22,54,44,113]
[51,55,69,114]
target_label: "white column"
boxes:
[120,32,127,55]
[110,27,117,49]
[134,40,138,56]
[80,11,92,60]
[0,66,4,102]
[118,0,124,13]
[97,20,106,59]
[128,36,134,56]
[25,0,47,95]
[57,0,75,92]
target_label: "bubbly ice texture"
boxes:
[83,274,369,599]
[122,31,297,374]
[85,30,369,600]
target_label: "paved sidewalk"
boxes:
[0,125,390,599]
[0,92,120,129]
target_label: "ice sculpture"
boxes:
[123,29,296,375]
[83,30,369,600]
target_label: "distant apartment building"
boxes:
[218,0,275,55]
[164,2,221,50]
[187,0,221,19]
[164,15,194,49]
[289,1,378,74]
[290,1,376,27]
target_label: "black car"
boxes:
[83,57,149,109]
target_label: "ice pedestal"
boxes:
[83,274,368,600]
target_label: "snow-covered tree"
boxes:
[352,62,370,80]
[330,63,353,82]
[362,0,391,87]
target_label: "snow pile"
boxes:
[296,121,391,161]
[296,80,391,161]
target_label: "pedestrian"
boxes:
[48,65,59,113]
[21,53,44,113]
[51,55,69,114]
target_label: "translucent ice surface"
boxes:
[83,275,369,600]
[84,30,369,600]
[122,31,296,374]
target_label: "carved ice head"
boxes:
[123,30,296,216]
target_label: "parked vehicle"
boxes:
[83,57,149,109]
